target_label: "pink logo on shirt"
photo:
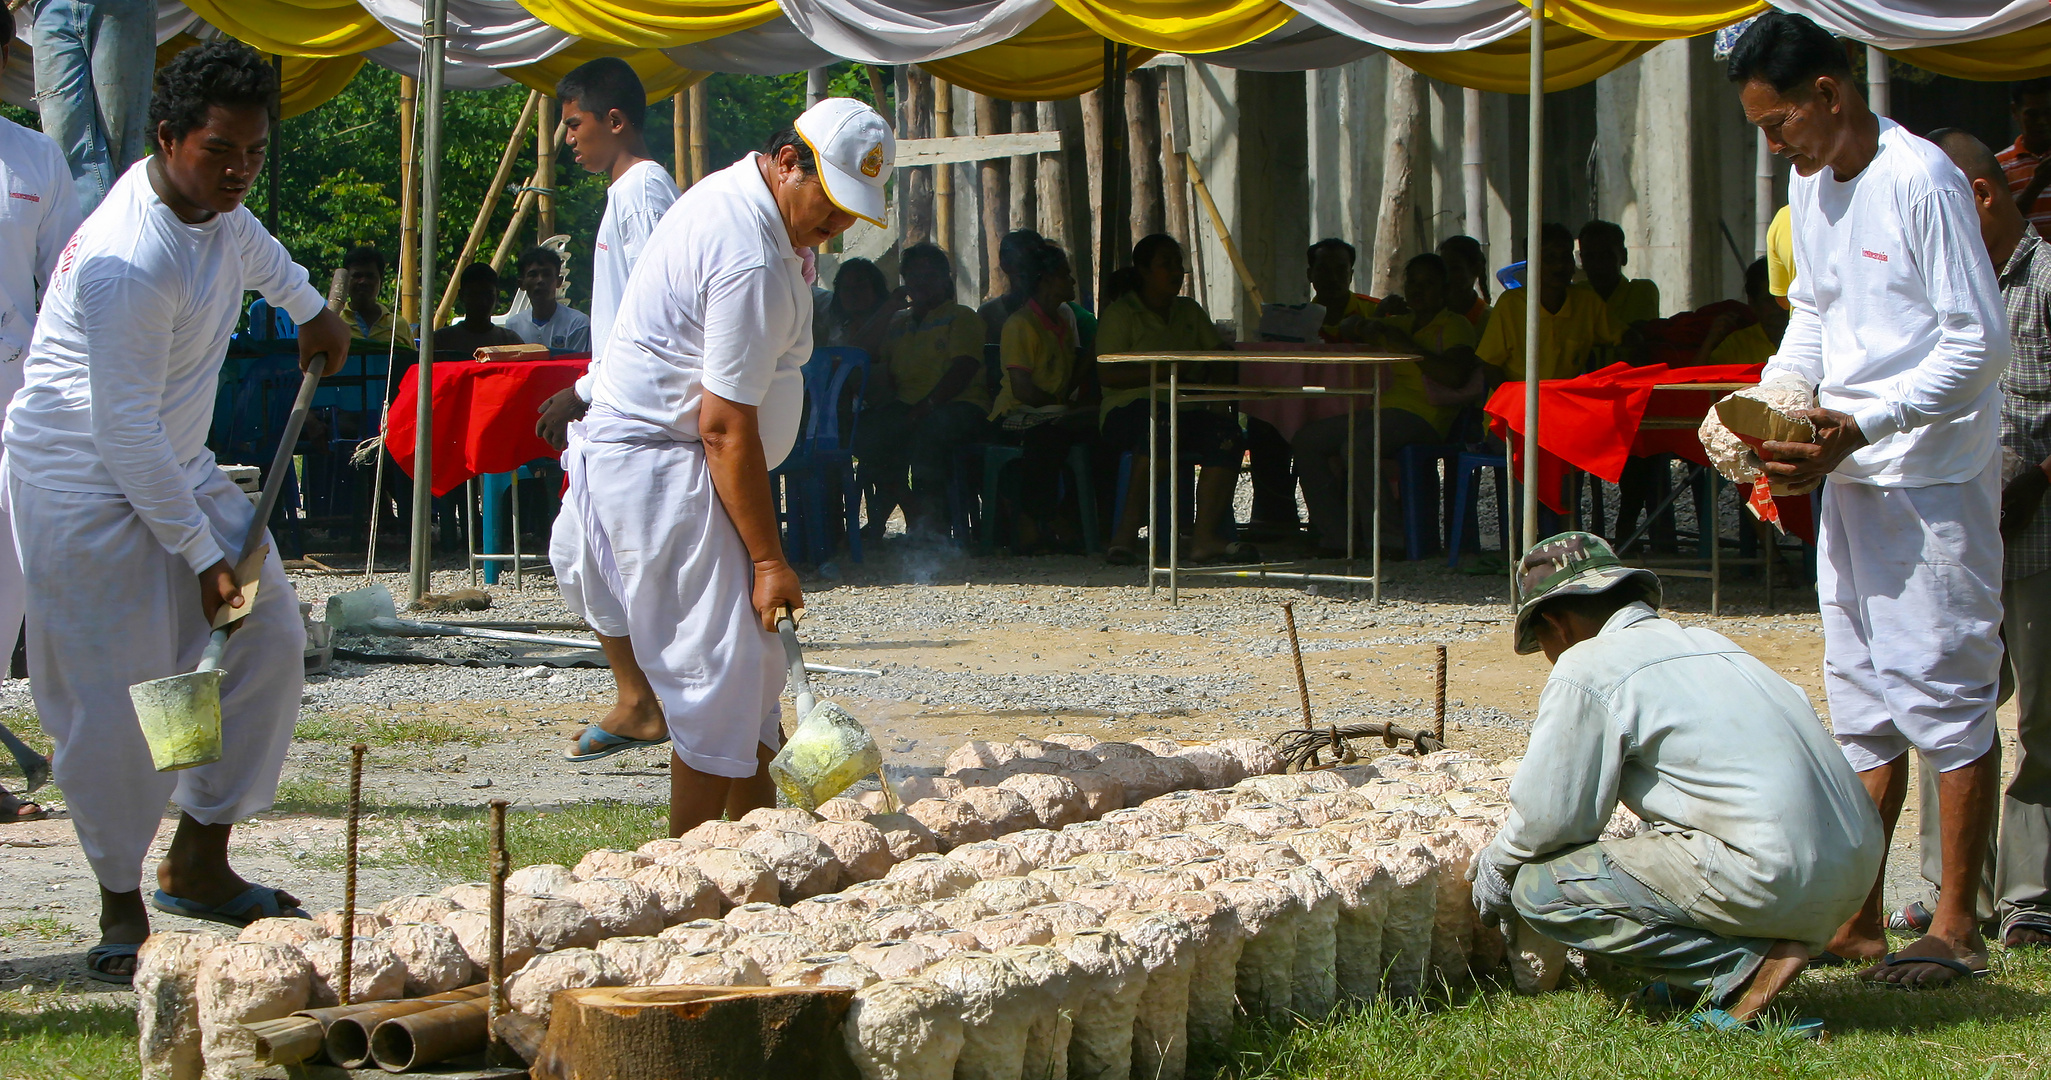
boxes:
[596,242,608,252]
[6,192,37,203]
[1861,249,1890,262]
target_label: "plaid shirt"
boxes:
[2001,228,2051,579]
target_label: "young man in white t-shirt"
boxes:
[1731,13,2010,989]
[537,57,683,766]
[562,99,888,835]
[5,42,350,982]
[501,245,590,352]
[0,7,81,827]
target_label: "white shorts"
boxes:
[1817,463,2003,773]
[549,429,630,638]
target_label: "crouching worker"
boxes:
[1471,534,1883,1032]
[4,42,351,982]
[568,99,891,836]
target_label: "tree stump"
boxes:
[532,985,857,1080]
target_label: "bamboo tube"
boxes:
[397,75,419,327]
[672,91,688,188]
[933,79,954,250]
[430,90,540,329]
[537,95,557,240]
[689,82,709,184]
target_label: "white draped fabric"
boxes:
[355,0,568,85]
[1283,0,1527,52]
[1774,1,2051,50]
[1197,16,1383,70]
[661,17,836,75]
[778,0,1053,65]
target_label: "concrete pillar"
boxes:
[1179,64,1309,328]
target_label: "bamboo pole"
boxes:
[1125,67,1159,242]
[536,96,557,240]
[487,118,568,277]
[934,78,954,250]
[1183,153,1263,309]
[432,90,540,330]
[866,65,890,123]
[689,82,708,184]
[1521,5,1543,555]
[409,0,448,603]
[398,75,419,327]
[1036,100,1070,261]
[672,91,688,188]
[977,94,1009,300]
[1010,99,1034,234]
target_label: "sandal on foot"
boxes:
[0,790,47,824]
[151,884,308,929]
[1868,952,1990,989]
[564,725,668,763]
[1687,1009,1825,1040]
[2002,910,2051,949]
[84,942,140,985]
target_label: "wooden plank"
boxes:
[895,131,1061,167]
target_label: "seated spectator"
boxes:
[501,246,591,351]
[1478,222,1620,382]
[1766,203,1795,309]
[1696,258,1786,367]
[339,246,412,347]
[978,228,1045,344]
[1307,238,1378,340]
[1097,233,1251,566]
[817,257,894,352]
[1439,234,1492,327]
[853,242,989,541]
[1578,220,1661,329]
[1294,253,1481,555]
[990,241,1093,552]
[435,263,525,357]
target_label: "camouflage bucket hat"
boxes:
[1511,531,1662,655]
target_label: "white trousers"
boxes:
[1817,462,2003,773]
[10,467,305,892]
[563,418,782,778]
[548,429,631,638]
[0,491,23,664]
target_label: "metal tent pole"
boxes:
[408,0,448,602]
[1865,45,1889,117]
[1755,130,1773,258]
[1521,6,1543,556]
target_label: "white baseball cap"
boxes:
[793,97,894,228]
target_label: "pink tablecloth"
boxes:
[1231,342,1389,441]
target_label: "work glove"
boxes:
[1469,856,1517,932]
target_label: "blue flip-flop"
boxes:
[1870,952,1991,989]
[1687,1009,1826,1041]
[83,942,140,985]
[151,884,308,929]
[564,724,667,763]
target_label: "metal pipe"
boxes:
[488,798,509,1066]
[807,67,827,109]
[369,997,491,1072]
[408,0,448,603]
[1463,86,1487,252]
[249,1016,325,1065]
[341,742,366,1005]
[1865,44,1889,117]
[319,986,489,1069]
[536,95,557,240]
[1754,129,1773,259]
[1521,6,1544,556]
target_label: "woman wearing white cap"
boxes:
[560,98,892,835]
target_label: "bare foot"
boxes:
[2009,925,2051,948]
[1823,920,1889,966]
[590,696,666,744]
[1860,932,1988,988]
[1725,941,1809,1022]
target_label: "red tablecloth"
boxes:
[386,356,587,497]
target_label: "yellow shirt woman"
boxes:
[1477,284,1620,381]
[990,301,1077,420]
[1094,291,1222,420]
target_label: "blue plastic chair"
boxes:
[977,441,1100,555]
[238,298,298,345]
[775,347,869,565]
[1496,262,1526,292]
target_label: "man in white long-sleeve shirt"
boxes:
[1473,534,1881,1031]
[4,42,349,982]
[1730,14,2011,987]
[0,5,82,826]
[533,57,684,765]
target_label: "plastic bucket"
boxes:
[768,702,882,811]
[129,670,225,772]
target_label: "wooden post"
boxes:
[1125,67,1161,242]
[1036,101,1070,264]
[398,75,419,327]
[672,91,688,188]
[1009,100,1035,234]
[977,94,1010,300]
[433,90,540,329]
[1082,88,1104,288]
[1157,78,1188,248]
[689,82,709,185]
[1097,44,1130,309]
[866,65,890,120]
[933,78,954,251]
[904,71,934,246]
[536,96,557,240]
[1371,64,1425,299]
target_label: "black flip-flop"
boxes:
[84,942,140,985]
[1869,952,1990,989]
[151,884,308,929]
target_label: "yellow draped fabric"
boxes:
[516,0,780,51]
[1528,0,1765,42]
[506,40,707,101]
[176,0,396,59]
[921,8,1156,101]
[1390,22,1656,94]
[1892,22,2051,82]
[1052,0,1291,54]
[156,34,365,119]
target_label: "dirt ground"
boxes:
[0,544,1995,992]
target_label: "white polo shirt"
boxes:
[500,302,591,352]
[1765,118,2011,487]
[0,116,81,398]
[579,158,679,399]
[590,153,809,470]
[4,161,325,573]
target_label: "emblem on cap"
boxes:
[861,144,884,178]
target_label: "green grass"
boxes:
[293,711,477,747]
[383,799,667,879]
[0,708,51,759]
[0,916,77,942]
[0,996,136,1080]
[1220,946,2051,1080]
